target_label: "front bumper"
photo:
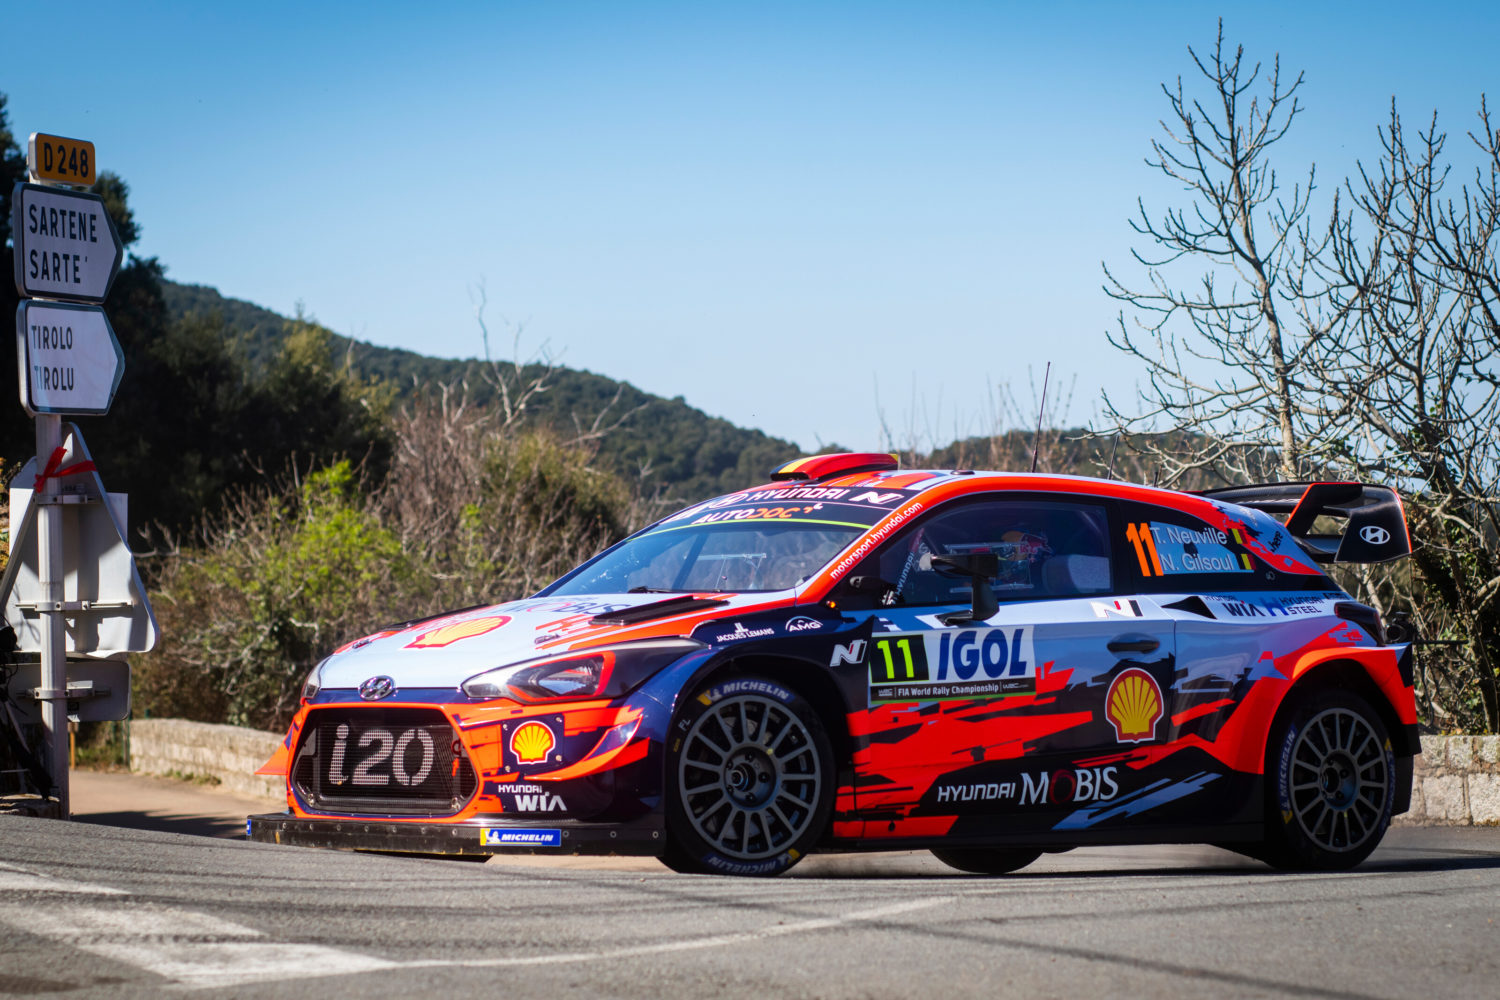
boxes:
[247,812,665,857]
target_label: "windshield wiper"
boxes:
[627,586,681,594]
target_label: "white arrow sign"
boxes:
[10,182,124,303]
[16,300,125,415]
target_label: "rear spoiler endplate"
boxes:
[1193,482,1411,564]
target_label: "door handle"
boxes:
[1108,635,1161,654]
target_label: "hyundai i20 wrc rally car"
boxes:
[249,452,1418,876]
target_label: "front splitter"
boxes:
[247,812,665,857]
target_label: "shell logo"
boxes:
[1105,667,1163,743]
[511,721,556,764]
[406,615,511,649]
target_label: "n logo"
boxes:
[850,491,902,505]
[830,640,867,666]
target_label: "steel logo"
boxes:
[358,675,397,701]
[1359,525,1391,546]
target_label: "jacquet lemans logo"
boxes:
[715,622,775,642]
[358,675,396,701]
[1359,525,1391,546]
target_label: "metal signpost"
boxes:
[5,132,146,819]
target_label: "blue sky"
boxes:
[6,1,1497,451]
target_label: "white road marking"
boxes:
[414,895,953,970]
[0,860,952,989]
[0,867,396,989]
[0,861,127,895]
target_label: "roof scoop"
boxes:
[770,452,899,482]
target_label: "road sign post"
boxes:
[5,133,138,819]
[33,414,67,813]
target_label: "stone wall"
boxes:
[126,720,1499,822]
[129,719,285,802]
[1396,735,1500,826]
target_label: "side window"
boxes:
[862,498,1113,606]
[1117,500,1299,591]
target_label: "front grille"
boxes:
[292,707,478,816]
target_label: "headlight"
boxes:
[462,638,704,703]
[301,658,329,702]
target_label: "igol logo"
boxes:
[358,675,396,701]
[1360,525,1391,546]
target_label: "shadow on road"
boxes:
[73,809,247,840]
[784,834,1500,881]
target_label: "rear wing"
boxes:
[1193,482,1412,564]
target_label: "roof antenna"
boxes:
[1105,435,1119,480]
[1029,362,1051,474]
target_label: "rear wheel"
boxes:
[1261,690,1395,871]
[662,676,833,876]
[930,847,1042,875]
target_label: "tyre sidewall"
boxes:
[666,675,834,876]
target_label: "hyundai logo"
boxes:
[1359,525,1391,546]
[359,675,397,701]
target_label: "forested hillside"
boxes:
[160,281,801,504]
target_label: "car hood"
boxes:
[314,591,790,691]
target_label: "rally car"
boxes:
[249,452,1417,876]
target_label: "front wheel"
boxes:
[662,676,834,876]
[931,847,1042,875]
[1261,690,1395,871]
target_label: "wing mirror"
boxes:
[931,553,999,625]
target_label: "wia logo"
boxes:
[507,783,567,813]
[513,792,566,812]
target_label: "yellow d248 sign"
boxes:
[28,133,96,186]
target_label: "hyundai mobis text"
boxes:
[249,452,1418,876]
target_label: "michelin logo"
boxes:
[481,828,562,847]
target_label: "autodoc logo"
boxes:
[358,675,396,701]
[1360,525,1391,546]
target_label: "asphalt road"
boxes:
[2,801,1498,1000]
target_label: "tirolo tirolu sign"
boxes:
[10,182,124,304]
[16,300,125,415]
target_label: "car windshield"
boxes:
[546,482,922,595]
[546,521,863,594]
